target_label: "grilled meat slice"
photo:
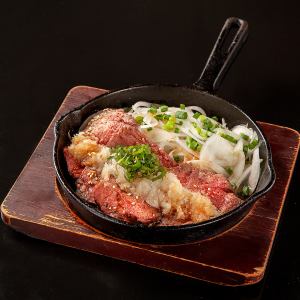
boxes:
[83,109,176,168]
[172,163,241,212]
[64,148,84,179]
[76,168,160,224]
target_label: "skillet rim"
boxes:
[53,83,276,232]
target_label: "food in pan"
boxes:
[64,102,261,226]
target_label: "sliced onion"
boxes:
[140,113,159,129]
[145,128,177,144]
[187,106,206,116]
[180,126,204,145]
[128,101,262,194]
[235,165,252,188]
[229,140,245,183]
[175,138,199,157]
[221,118,227,128]
[232,125,255,141]
[248,148,260,193]
[132,101,152,111]
[200,134,235,167]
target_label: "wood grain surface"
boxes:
[1,86,299,286]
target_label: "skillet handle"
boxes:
[193,17,248,93]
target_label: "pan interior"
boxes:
[55,84,274,223]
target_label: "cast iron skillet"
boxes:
[53,17,275,244]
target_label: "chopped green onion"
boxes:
[180,104,185,110]
[203,119,216,131]
[154,114,163,121]
[199,115,206,122]
[162,115,176,131]
[160,105,168,112]
[112,144,166,182]
[248,139,259,150]
[186,137,202,151]
[176,120,183,126]
[174,128,180,133]
[211,116,219,122]
[155,114,170,121]
[243,145,248,155]
[148,106,157,114]
[225,167,233,175]
[147,127,153,131]
[173,155,184,163]
[135,116,144,125]
[221,133,238,144]
[193,112,201,119]
[163,114,171,121]
[240,133,250,141]
[196,127,209,139]
[175,111,188,119]
[241,185,251,197]
[199,115,217,132]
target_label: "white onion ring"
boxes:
[187,106,206,116]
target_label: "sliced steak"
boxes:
[64,148,84,179]
[84,109,147,147]
[171,163,241,212]
[149,142,176,168]
[94,180,160,224]
[76,168,160,224]
[83,108,176,167]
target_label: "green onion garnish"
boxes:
[196,127,209,139]
[135,116,144,125]
[240,133,250,141]
[155,114,170,121]
[212,116,219,122]
[176,120,183,126]
[148,106,157,114]
[225,167,233,175]
[147,127,153,131]
[248,139,259,150]
[180,104,186,110]
[112,144,166,182]
[175,111,188,119]
[162,115,176,131]
[186,137,202,151]
[174,128,180,133]
[160,105,168,112]
[193,112,201,119]
[241,185,251,197]
[220,133,238,144]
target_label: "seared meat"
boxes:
[64,148,84,179]
[76,168,160,224]
[83,109,176,168]
[84,109,147,147]
[171,163,241,212]
[149,143,176,168]
[64,108,241,225]
[94,180,160,224]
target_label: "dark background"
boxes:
[0,1,299,299]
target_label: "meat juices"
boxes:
[64,108,241,225]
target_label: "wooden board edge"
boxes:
[257,121,300,139]
[1,210,265,286]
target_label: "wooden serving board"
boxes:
[1,86,299,286]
